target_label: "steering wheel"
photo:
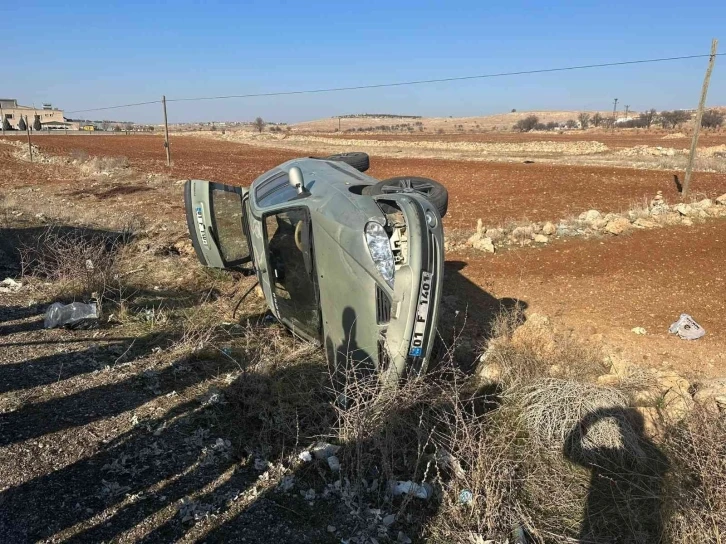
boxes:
[294,221,304,252]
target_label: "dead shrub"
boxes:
[662,409,726,543]
[19,225,130,298]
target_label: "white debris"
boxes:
[0,278,22,293]
[389,480,433,500]
[631,327,647,335]
[327,455,341,472]
[668,313,706,340]
[312,442,341,460]
[298,450,313,462]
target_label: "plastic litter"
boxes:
[312,442,341,460]
[326,455,341,472]
[44,302,99,329]
[298,451,312,462]
[458,489,474,505]
[390,480,433,500]
[669,313,706,340]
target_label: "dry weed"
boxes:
[19,224,131,298]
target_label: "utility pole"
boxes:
[0,104,4,136]
[338,117,341,131]
[683,38,718,199]
[162,95,171,167]
[611,98,618,132]
[25,116,33,162]
[624,105,630,119]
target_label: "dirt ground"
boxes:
[1,133,725,542]
[6,134,726,231]
[316,129,726,150]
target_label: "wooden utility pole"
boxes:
[611,98,618,132]
[624,105,630,119]
[0,104,4,136]
[25,116,33,162]
[162,95,171,166]
[683,39,718,199]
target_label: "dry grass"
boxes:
[19,224,132,299]
[663,409,726,543]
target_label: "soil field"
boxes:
[453,220,726,378]
[308,130,726,150]
[6,135,726,231]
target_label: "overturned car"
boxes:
[184,152,447,383]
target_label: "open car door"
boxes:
[184,180,252,270]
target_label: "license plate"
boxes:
[409,272,433,357]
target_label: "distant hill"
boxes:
[294,111,615,133]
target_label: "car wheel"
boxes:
[367,176,448,217]
[325,152,370,172]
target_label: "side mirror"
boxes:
[289,167,305,194]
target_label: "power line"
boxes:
[65,52,723,114]
[66,100,161,115]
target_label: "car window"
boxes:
[211,186,250,263]
[264,208,320,340]
[256,171,299,207]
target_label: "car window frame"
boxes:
[261,205,322,343]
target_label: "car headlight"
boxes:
[365,221,394,288]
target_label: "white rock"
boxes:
[584,209,601,222]
[472,236,495,253]
[682,218,693,226]
[631,327,647,335]
[693,378,726,413]
[716,193,726,205]
[605,217,631,235]
[675,203,692,216]
[542,222,556,236]
[694,198,713,209]
[533,234,549,244]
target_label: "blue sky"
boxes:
[2,0,724,123]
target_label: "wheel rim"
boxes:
[381,178,435,197]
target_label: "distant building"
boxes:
[0,99,69,130]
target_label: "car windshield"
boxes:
[264,208,321,340]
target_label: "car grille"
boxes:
[376,285,392,324]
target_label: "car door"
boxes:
[184,180,252,270]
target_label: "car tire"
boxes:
[325,152,370,172]
[366,176,448,217]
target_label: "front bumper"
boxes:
[373,194,444,381]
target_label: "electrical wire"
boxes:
[63,52,723,114]
[167,53,723,103]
